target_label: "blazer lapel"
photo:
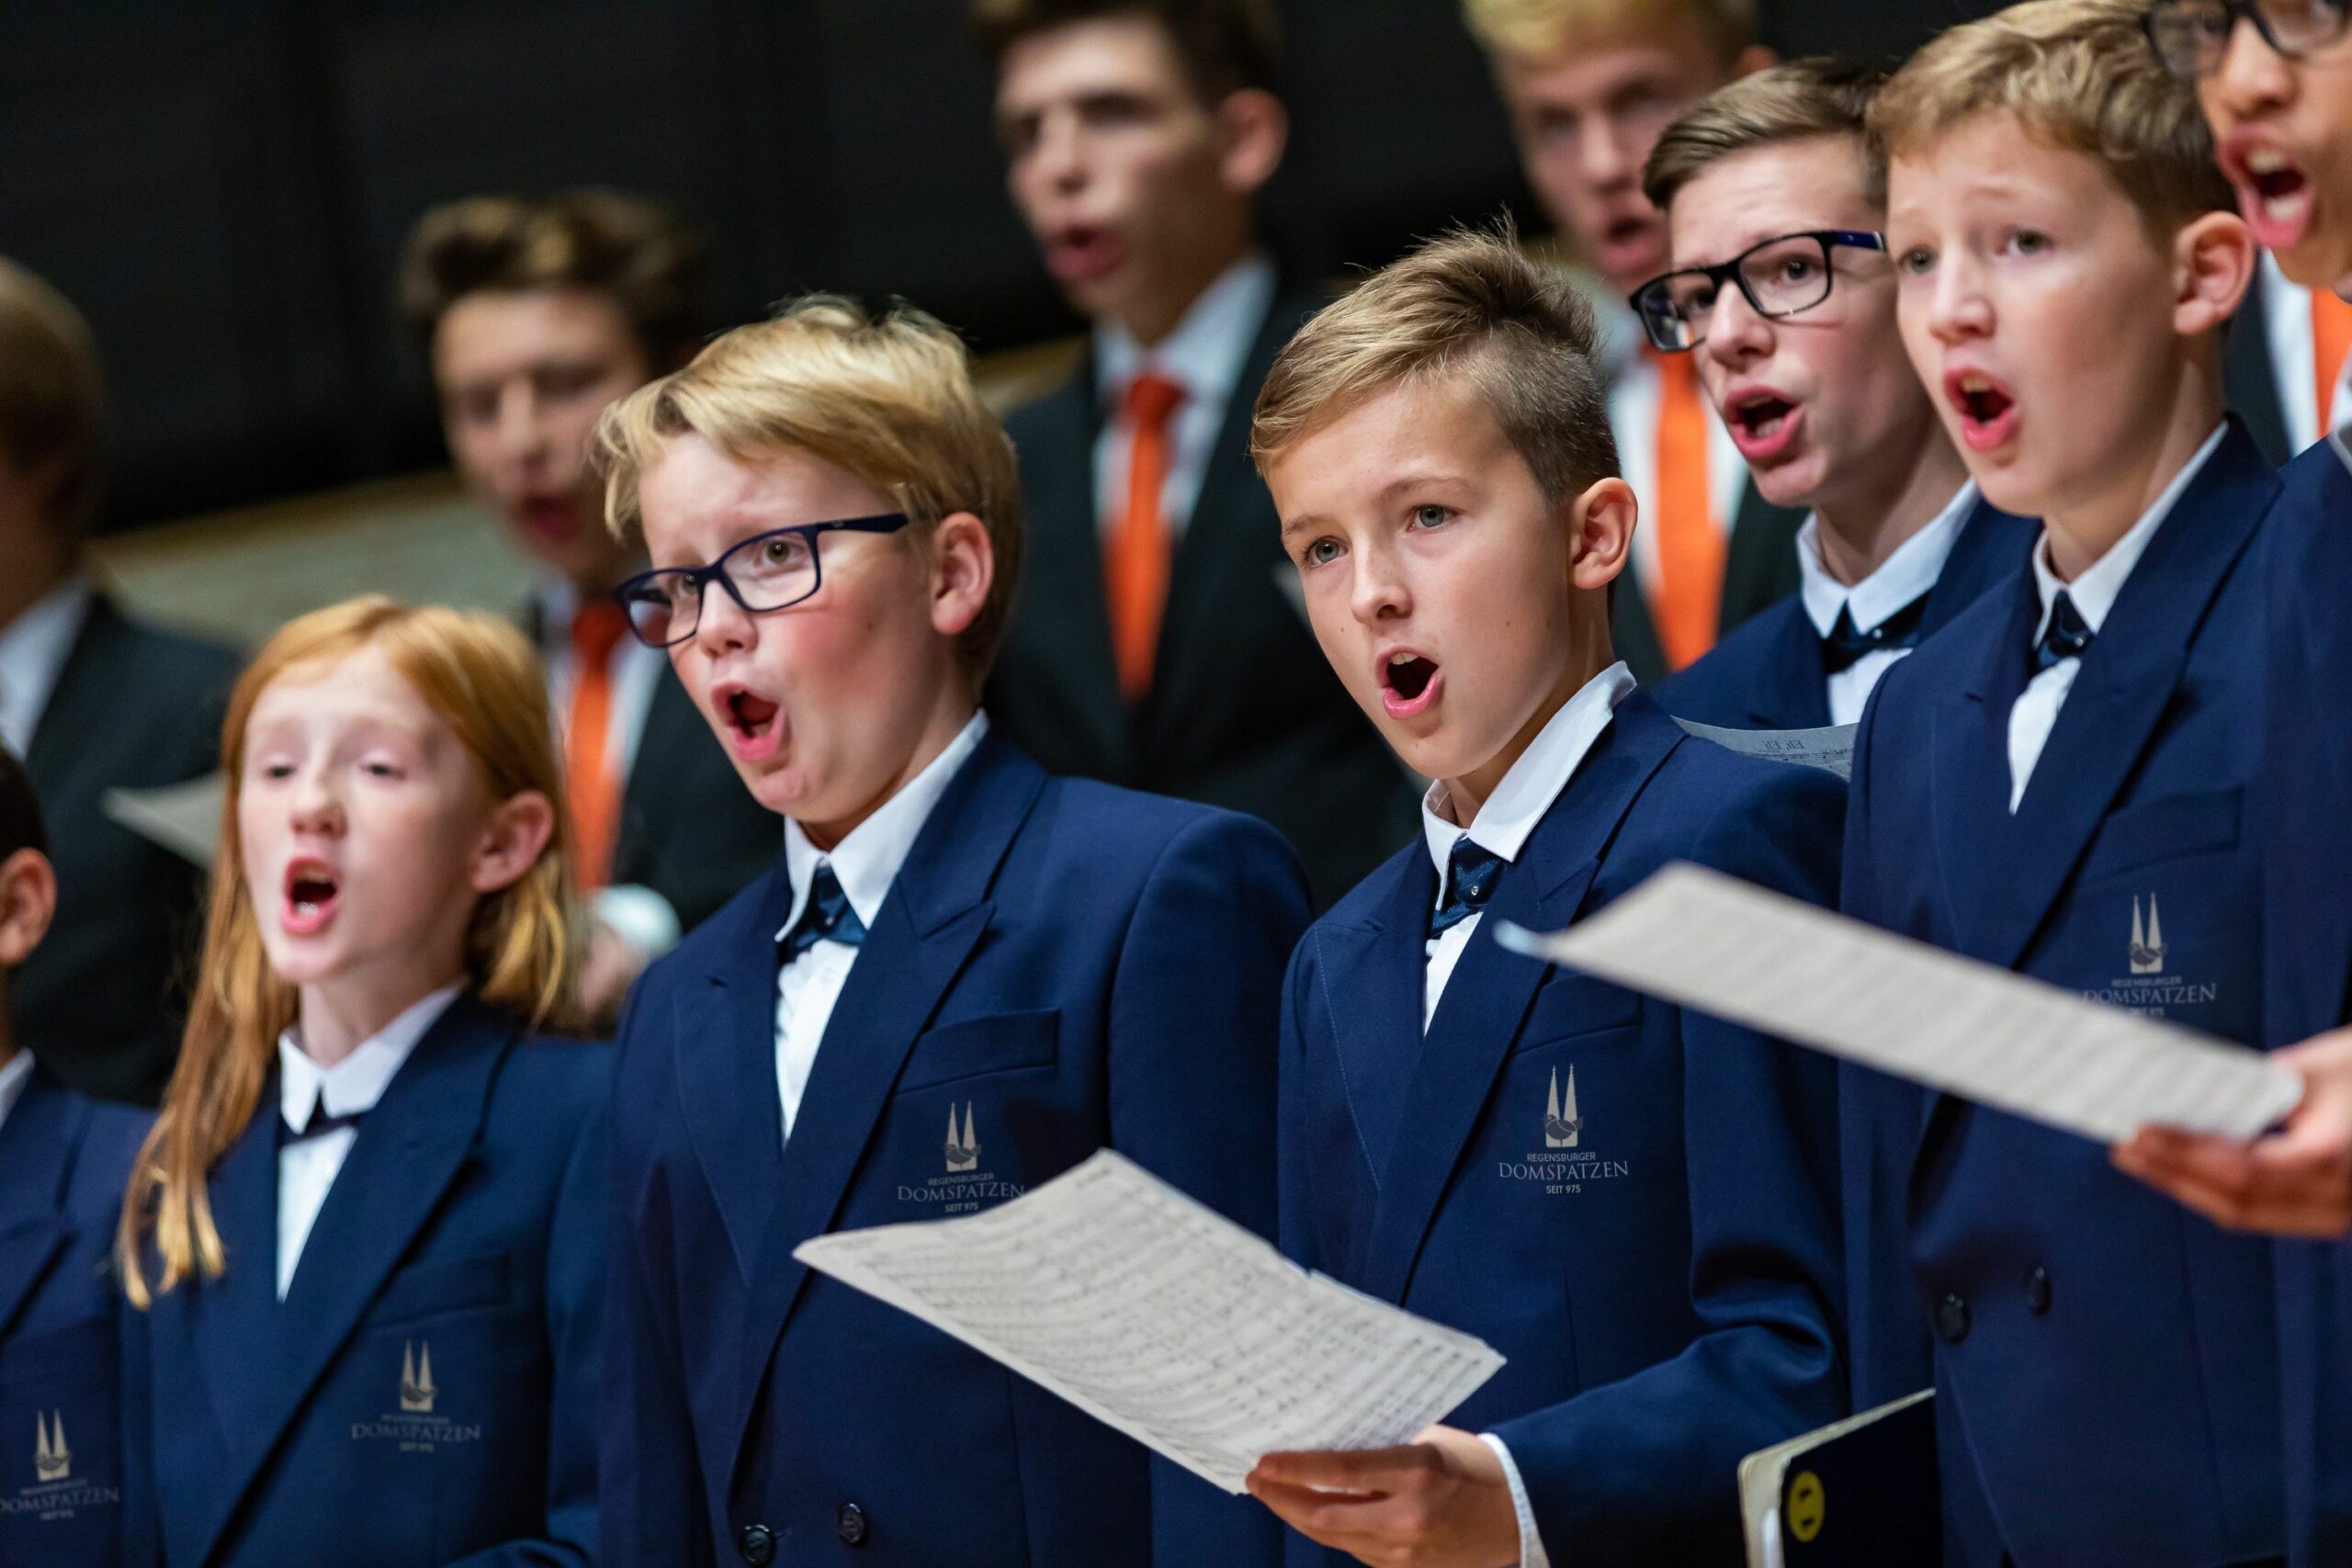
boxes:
[0,1076,84,1337]
[1748,603,1833,730]
[1360,695,1682,1304]
[1969,426,2273,975]
[1009,369,1128,769]
[186,998,511,1566]
[1724,481,1807,631]
[2224,265,2293,468]
[677,866,795,1285]
[1316,857,1439,1190]
[1920,499,2040,641]
[723,733,1047,1482]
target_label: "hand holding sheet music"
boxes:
[794,1150,1506,1494]
[1495,863,2302,1144]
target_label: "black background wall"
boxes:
[0,0,1996,532]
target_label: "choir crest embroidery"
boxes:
[2129,896,2168,976]
[1544,1066,1582,1149]
[399,1342,436,1415]
[944,1102,980,1172]
[33,1412,69,1483]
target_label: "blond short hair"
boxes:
[1871,0,2233,232]
[1645,57,1891,213]
[595,296,1024,682]
[1462,0,1757,62]
[1251,225,1618,503]
[0,257,104,537]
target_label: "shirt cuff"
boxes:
[594,884,683,962]
[1477,1433,1551,1568]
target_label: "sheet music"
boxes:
[1676,719,1858,780]
[1495,864,2302,1144]
[794,1150,1506,1494]
[102,773,225,869]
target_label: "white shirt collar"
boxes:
[0,573,93,759]
[1094,254,1278,412]
[778,712,990,940]
[1421,662,1636,876]
[1796,480,1980,640]
[2031,423,2228,640]
[277,984,463,1131]
[0,1051,34,1137]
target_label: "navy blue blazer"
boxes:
[605,727,1310,1568]
[1277,691,1848,1566]
[1840,420,2287,1568]
[1656,497,2039,732]
[120,997,610,1568]
[2258,434,2352,1568]
[0,1067,148,1566]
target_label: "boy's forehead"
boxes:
[995,14,1195,114]
[1272,377,1513,504]
[1671,136,1875,255]
[1886,111,2091,206]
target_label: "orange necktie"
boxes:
[1107,372,1186,701]
[1650,350,1724,671]
[567,600,630,891]
[2315,289,2352,433]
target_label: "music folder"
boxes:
[1738,1389,1939,1568]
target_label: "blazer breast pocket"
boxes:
[897,1010,1061,1094]
[1513,972,1644,1052]
[2079,786,2243,886]
[364,1252,513,1329]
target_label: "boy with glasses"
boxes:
[1641,59,2038,733]
[1843,2,2292,1561]
[595,297,1306,1568]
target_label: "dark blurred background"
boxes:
[0,0,1997,535]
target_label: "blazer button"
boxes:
[737,1523,776,1566]
[837,1501,870,1547]
[2024,1266,2052,1316]
[1935,1292,1972,1344]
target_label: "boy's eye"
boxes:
[1302,537,1344,568]
[1897,246,1937,276]
[2006,230,2052,256]
[260,761,296,782]
[1410,504,1453,530]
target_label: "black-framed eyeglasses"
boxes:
[2144,0,2350,78]
[613,513,911,648]
[1630,230,1890,353]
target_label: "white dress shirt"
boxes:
[1796,482,1979,726]
[0,1050,34,1136]
[1589,290,1750,602]
[1417,660,1636,1568]
[1092,254,1279,542]
[2007,424,2227,811]
[2259,252,2352,451]
[275,984,461,1299]
[773,713,989,1144]
[0,573,93,761]
[536,579,685,959]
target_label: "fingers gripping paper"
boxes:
[793,1150,1505,1494]
[1495,863,2302,1144]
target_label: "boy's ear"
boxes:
[2173,210,2257,338]
[470,791,557,897]
[1566,478,1636,593]
[1216,89,1288,197]
[928,511,996,642]
[0,848,58,968]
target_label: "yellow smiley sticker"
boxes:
[1787,1470,1826,1543]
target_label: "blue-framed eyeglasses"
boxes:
[2144,0,2350,78]
[613,513,911,648]
[1631,230,1890,353]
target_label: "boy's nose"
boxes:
[2213,15,2296,116]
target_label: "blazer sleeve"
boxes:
[1491,764,1850,1562]
[1833,685,1938,1411]
[597,986,718,1568]
[119,1280,163,1568]
[1274,933,1317,1269]
[1106,810,1309,1568]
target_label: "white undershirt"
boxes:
[1795,482,1978,727]
[771,713,989,1144]
[2007,425,2226,811]
[1417,660,1636,1568]
[0,574,93,761]
[2259,252,2352,451]
[274,985,460,1299]
[0,1051,34,1138]
[1092,254,1277,543]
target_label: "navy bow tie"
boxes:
[780,863,867,964]
[2032,590,2095,673]
[1430,838,1505,938]
[283,1101,366,1145]
[1820,592,1932,676]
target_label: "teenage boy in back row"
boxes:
[1242,229,1846,1568]
[1641,58,2039,733]
[1840,3,2290,1562]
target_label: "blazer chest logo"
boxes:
[899,1101,1024,1214]
[352,1341,482,1452]
[3,1411,116,1525]
[1500,1066,1630,1194]
[2082,893,2219,1017]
